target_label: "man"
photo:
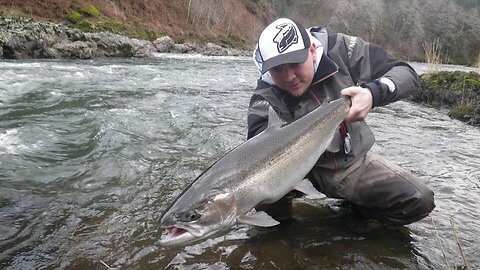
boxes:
[248,18,435,226]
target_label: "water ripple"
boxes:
[1,57,479,269]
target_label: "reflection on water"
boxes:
[1,57,479,269]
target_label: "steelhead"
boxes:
[159,97,351,246]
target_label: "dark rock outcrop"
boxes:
[0,16,249,59]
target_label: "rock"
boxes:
[0,16,249,59]
[153,36,175,53]
[202,43,227,56]
[0,16,69,58]
[1,44,15,59]
[201,43,249,56]
[54,41,97,59]
[131,39,156,58]
[226,48,249,56]
[172,42,199,54]
[86,32,155,58]
[65,28,87,42]
[32,39,60,58]
[40,47,60,59]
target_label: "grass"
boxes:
[81,5,101,17]
[418,71,480,125]
[64,4,157,41]
[70,18,157,41]
[431,216,470,269]
[448,103,477,120]
[423,38,442,73]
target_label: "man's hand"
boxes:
[341,86,373,122]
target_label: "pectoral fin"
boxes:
[294,179,324,199]
[237,211,280,227]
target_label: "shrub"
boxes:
[81,5,101,17]
[448,103,477,121]
[416,71,480,109]
[67,11,83,23]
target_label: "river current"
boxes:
[0,55,479,269]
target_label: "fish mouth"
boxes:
[159,225,199,246]
[167,226,188,237]
[160,223,226,247]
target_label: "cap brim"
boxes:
[261,47,309,74]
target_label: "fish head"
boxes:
[159,192,237,246]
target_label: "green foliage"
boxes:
[65,3,156,41]
[97,19,156,40]
[448,103,477,120]
[421,71,480,93]
[418,71,480,124]
[71,18,156,41]
[67,11,83,23]
[81,5,101,17]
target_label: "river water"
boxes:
[0,55,479,269]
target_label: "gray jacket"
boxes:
[247,27,419,170]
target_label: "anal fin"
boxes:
[237,211,280,227]
[294,179,325,199]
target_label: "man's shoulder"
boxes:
[253,81,283,103]
[309,27,352,39]
[255,79,272,91]
[309,27,357,52]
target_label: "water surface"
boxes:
[1,56,479,269]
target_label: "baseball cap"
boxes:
[255,18,311,74]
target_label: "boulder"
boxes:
[0,16,249,59]
[202,43,227,56]
[171,42,200,54]
[152,36,175,53]
[54,41,97,59]
[86,32,155,58]
[0,16,69,58]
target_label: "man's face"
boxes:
[268,44,317,97]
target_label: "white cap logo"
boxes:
[273,23,298,53]
[254,18,315,74]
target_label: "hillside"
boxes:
[0,0,274,49]
[272,0,480,65]
[1,0,480,64]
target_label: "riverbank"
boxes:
[413,71,480,126]
[0,16,249,59]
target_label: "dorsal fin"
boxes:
[267,106,286,129]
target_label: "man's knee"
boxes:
[357,187,435,226]
[405,187,435,222]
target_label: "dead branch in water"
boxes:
[450,218,470,270]
[431,217,451,269]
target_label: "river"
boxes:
[1,55,479,269]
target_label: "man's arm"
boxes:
[247,93,270,139]
[345,35,419,108]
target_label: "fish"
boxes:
[159,96,351,246]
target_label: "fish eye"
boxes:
[178,209,201,222]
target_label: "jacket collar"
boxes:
[312,52,339,85]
